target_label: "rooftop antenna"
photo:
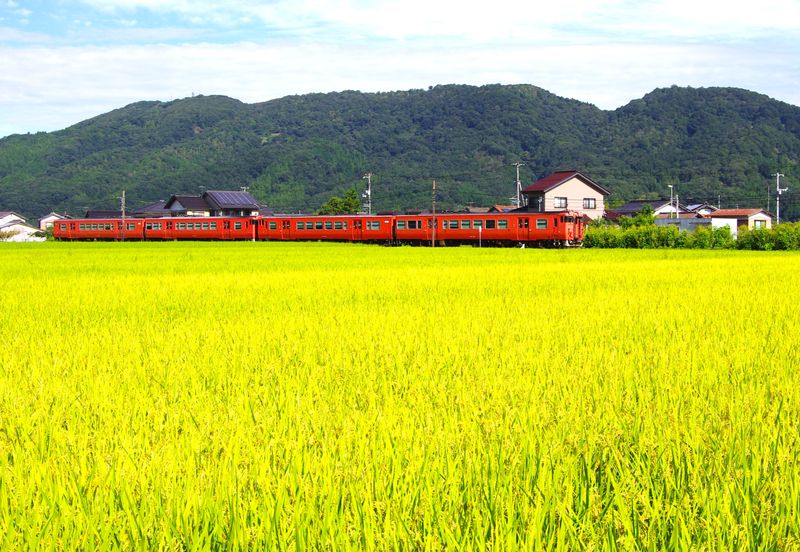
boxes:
[775,172,788,224]
[513,162,526,208]
[362,172,373,215]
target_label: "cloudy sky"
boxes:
[1,0,799,138]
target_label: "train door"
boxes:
[353,219,363,241]
[518,217,530,242]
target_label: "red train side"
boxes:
[54,211,584,246]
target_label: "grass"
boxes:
[1,242,799,549]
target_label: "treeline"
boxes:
[584,223,800,250]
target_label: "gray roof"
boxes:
[614,199,673,215]
[203,191,260,210]
[164,195,210,211]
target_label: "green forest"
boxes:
[0,84,798,220]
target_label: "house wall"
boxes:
[748,213,772,229]
[711,218,739,237]
[541,177,605,219]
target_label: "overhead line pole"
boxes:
[363,172,373,215]
[120,190,126,242]
[513,162,526,208]
[774,172,787,224]
[431,179,436,248]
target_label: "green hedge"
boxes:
[585,223,800,250]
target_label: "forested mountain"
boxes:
[1,84,798,220]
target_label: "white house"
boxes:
[0,219,45,242]
[0,211,25,227]
[711,209,772,238]
[38,212,70,230]
[521,170,610,220]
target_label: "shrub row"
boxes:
[585,222,800,250]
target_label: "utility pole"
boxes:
[363,172,373,215]
[431,179,436,248]
[774,172,788,224]
[668,185,674,219]
[513,162,526,208]
[120,190,126,242]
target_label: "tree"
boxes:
[317,188,362,215]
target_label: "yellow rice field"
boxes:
[1,242,799,549]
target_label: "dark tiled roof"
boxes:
[203,191,259,210]
[164,195,210,211]
[522,171,610,195]
[85,210,123,218]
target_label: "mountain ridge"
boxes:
[1,84,797,220]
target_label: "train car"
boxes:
[53,218,145,240]
[142,217,256,240]
[259,214,394,243]
[394,211,584,246]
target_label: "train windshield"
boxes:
[564,216,574,222]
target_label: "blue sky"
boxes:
[1,0,799,138]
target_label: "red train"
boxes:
[53,211,585,246]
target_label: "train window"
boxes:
[449,220,458,229]
[369,221,381,230]
[408,220,419,230]
[343,222,348,230]
[61,224,67,230]
[80,224,85,230]
[474,220,483,228]
[202,223,208,230]
[315,221,323,230]
[461,220,470,229]
[397,220,406,229]
[126,223,135,231]
[536,219,547,229]
[334,221,343,230]
[145,223,152,230]
[486,220,496,229]
[269,222,277,230]
[105,224,112,230]
[296,222,304,230]
[325,221,333,230]
[498,220,508,229]
[211,223,217,230]
[234,222,242,230]
[565,216,574,223]
[519,218,529,228]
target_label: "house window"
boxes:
[536,219,548,229]
[754,220,767,229]
[583,198,596,209]
[554,197,567,209]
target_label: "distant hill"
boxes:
[1,84,798,220]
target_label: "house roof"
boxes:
[0,211,24,220]
[614,199,676,215]
[522,170,610,196]
[85,210,123,218]
[712,208,770,218]
[164,195,210,211]
[203,191,260,210]
[39,212,70,221]
[490,205,517,212]
[463,206,491,213]
[686,202,718,212]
